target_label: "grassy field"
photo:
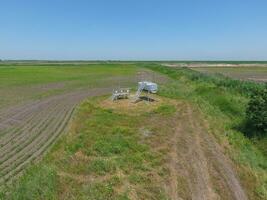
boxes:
[7,97,179,200]
[0,63,266,199]
[192,66,267,82]
[0,64,139,109]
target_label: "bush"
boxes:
[245,84,267,137]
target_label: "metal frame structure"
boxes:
[112,88,130,101]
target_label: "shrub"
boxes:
[245,84,267,137]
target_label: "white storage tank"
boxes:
[138,81,158,93]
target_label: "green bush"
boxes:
[246,84,267,137]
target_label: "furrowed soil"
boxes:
[0,89,109,184]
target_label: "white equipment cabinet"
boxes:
[138,81,158,93]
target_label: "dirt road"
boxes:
[166,103,247,200]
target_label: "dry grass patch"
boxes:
[98,94,177,116]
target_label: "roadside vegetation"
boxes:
[245,85,267,137]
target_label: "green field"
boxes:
[0,64,140,109]
[0,63,266,200]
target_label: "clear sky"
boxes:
[1,0,267,60]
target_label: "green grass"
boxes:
[0,64,138,109]
[0,64,136,87]
[68,100,172,199]
[6,165,58,200]
[153,104,176,115]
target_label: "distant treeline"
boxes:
[1,60,267,65]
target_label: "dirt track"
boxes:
[166,103,247,200]
[0,88,111,184]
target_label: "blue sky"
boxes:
[1,0,267,60]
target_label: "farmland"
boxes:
[0,63,266,200]
[0,64,167,185]
[191,66,267,82]
[161,61,267,82]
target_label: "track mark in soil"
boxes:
[166,103,247,200]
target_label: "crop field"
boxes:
[0,63,266,200]
[191,66,267,82]
[0,64,167,185]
